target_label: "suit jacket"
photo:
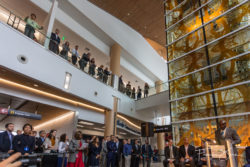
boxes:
[142,144,153,158]
[215,127,241,146]
[50,32,60,45]
[179,145,196,159]
[13,134,35,154]
[165,145,179,161]
[68,139,85,163]
[34,137,45,153]
[0,131,14,153]
[107,141,117,158]
[132,144,141,156]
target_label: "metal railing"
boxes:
[0,3,112,87]
[118,81,169,100]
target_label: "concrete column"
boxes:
[155,81,165,159]
[43,0,58,49]
[110,43,121,76]
[104,97,118,136]
[110,44,121,89]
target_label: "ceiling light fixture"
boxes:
[0,78,105,112]
[64,72,72,90]
[117,114,141,129]
[79,121,94,126]
[33,84,39,87]
[34,112,74,130]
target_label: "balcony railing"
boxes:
[0,3,112,87]
[118,81,169,100]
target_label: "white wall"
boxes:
[0,22,154,121]
[68,0,168,82]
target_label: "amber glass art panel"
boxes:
[171,93,215,122]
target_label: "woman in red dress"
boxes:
[67,131,87,167]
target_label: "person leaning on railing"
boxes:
[24,13,43,40]
[60,41,70,61]
[103,67,111,84]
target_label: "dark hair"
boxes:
[48,129,57,140]
[39,130,45,135]
[74,131,82,140]
[23,123,32,130]
[31,13,36,18]
[5,123,13,128]
[60,133,67,142]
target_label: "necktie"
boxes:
[170,146,174,159]
[9,133,12,150]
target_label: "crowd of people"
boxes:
[0,120,250,167]
[0,123,154,167]
[23,13,111,85]
[118,76,150,100]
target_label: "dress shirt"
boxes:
[7,131,13,150]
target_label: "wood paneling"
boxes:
[89,0,166,46]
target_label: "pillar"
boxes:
[104,97,118,136]
[155,81,165,158]
[110,43,121,89]
[43,0,58,49]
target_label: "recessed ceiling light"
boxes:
[127,13,130,16]
[33,84,39,87]
[79,121,94,126]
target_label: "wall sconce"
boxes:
[64,72,72,90]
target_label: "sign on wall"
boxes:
[0,107,42,120]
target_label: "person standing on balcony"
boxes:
[97,65,104,80]
[137,86,142,99]
[103,67,111,84]
[144,83,149,98]
[71,45,79,65]
[118,75,124,92]
[131,87,136,99]
[24,13,43,40]
[79,52,90,71]
[60,41,70,61]
[89,58,96,76]
[126,81,132,97]
[49,29,60,54]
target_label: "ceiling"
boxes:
[89,0,166,47]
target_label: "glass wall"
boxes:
[165,0,250,152]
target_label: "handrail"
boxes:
[0,3,113,87]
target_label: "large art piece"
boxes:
[165,0,249,166]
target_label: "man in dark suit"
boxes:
[131,139,141,167]
[13,123,35,155]
[142,139,153,167]
[34,130,46,153]
[0,123,14,154]
[179,137,196,167]
[163,139,179,167]
[215,120,241,166]
[107,135,117,167]
[49,28,60,54]
[115,136,123,167]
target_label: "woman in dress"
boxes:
[89,137,102,167]
[67,131,86,167]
